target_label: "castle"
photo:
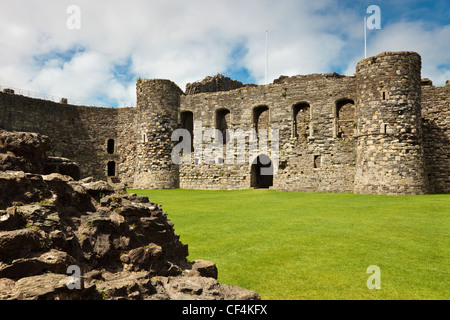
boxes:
[0,51,448,195]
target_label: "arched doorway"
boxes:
[335,99,356,139]
[253,105,270,135]
[251,154,273,189]
[215,108,231,144]
[292,102,311,141]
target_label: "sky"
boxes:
[0,0,449,107]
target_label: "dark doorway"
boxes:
[251,154,273,189]
[107,139,115,154]
[107,161,116,177]
[180,111,194,152]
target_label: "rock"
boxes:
[99,195,112,206]
[126,244,163,271]
[0,229,44,261]
[0,171,50,209]
[0,250,76,279]
[0,129,260,300]
[219,283,261,300]
[82,180,115,196]
[81,177,95,183]
[0,170,26,180]
[0,278,19,300]
[0,130,50,174]
[169,277,205,296]
[15,204,60,232]
[43,157,80,181]
[89,270,153,300]
[0,207,24,231]
[190,260,218,279]
[42,172,74,183]
[14,273,99,300]
[48,230,73,253]
[153,276,260,300]
[15,274,67,300]
[92,234,112,259]
[0,130,50,159]
[86,271,261,301]
[134,196,150,203]
[0,152,33,173]
[154,260,184,277]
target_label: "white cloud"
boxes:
[371,22,450,85]
[344,21,450,86]
[0,0,448,107]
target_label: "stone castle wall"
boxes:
[179,73,358,193]
[0,92,137,186]
[354,52,429,195]
[0,51,448,194]
[421,80,450,193]
[134,79,183,189]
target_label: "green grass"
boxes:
[128,189,449,300]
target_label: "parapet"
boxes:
[356,51,421,68]
[2,88,15,94]
[137,78,183,95]
[185,74,247,95]
[421,78,433,86]
[421,78,450,87]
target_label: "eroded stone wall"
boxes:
[0,92,137,186]
[354,52,429,195]
[134,79,183,189]
[179,73,358,193]
[421,81,450,193]
[0,51,448,195]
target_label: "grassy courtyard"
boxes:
[128,188,449,300]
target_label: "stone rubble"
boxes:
[0,129,260,300]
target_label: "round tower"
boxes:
[134,79,183,189]
[354,51,429,195]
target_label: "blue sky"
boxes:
[0,0,449,107]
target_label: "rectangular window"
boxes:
[107,139,115,154]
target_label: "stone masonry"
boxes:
[0,51,448,195]
[354,52,429,195]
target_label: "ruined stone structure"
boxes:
[0,51,448,195]
[0,129,260,300]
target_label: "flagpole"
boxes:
[364,16,367,58]
[265,30,269,85]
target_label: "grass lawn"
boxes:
[128,188,449,300]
